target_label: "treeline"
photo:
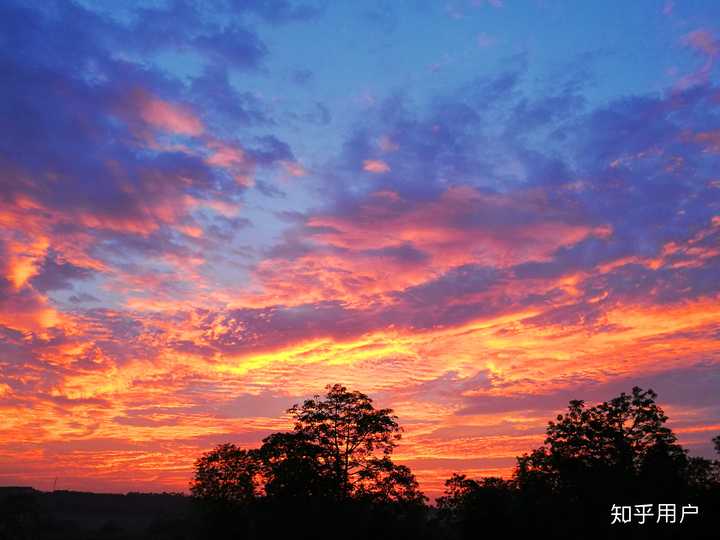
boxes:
[187,384,720,539]
[434,387,720,539]
[1,384,718,539]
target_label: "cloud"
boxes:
[682,29,719,59]
[192,25,268,70]
[233,0,323,24]
[363,159,391,173]
[458,362,720,415]
[677,28,719,89]
[245,184,609,306]
[136,93,204,136]
[29,254,95,293]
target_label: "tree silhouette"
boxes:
[515,386,687,497]
[355,457,427,507]
[190,384,424,509]
[436,474,514,538]
[437,387,720,539]
[258,431,335,499]
[190,443,261,505]
[187,385,719,539]
[287,383,403,499]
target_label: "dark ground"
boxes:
[1,486,718,540]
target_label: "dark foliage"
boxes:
[185,383,428,538]
[0,489,195,540]
[436,387,720,539]
[190,443,260,505]
[190,383,426,510]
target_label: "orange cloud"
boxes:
[1,278,718,497]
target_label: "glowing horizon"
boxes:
[1,0,719,498]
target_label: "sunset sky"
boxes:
[1,0,720,498]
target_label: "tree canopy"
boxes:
[515,387,689,495]
[287,383,407,499]
[190,384,425,507]
[439,387,720,539]
[189,443,260,505]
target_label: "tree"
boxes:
[355,457,427,507]
[436,473,481,518]
[190,384,425,508]
[436,474,515,538]
[687,434,720,490]
[190,443,261,505]
[287,383,403,498]
[686,455,720,491]
[515,387,687,496]
[258,431,335,499]
[438,389,720,539]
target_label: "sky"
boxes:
[1,0,719,498]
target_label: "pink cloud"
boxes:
[206,141,246,167]
[204,139,256,186]
[682,29,719,58]
[243,186,613,307]
[138,95,204,136]
[694,130,720,153]
[676,29,719,89]
[283,161,307,177]
[363,159,391,173]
